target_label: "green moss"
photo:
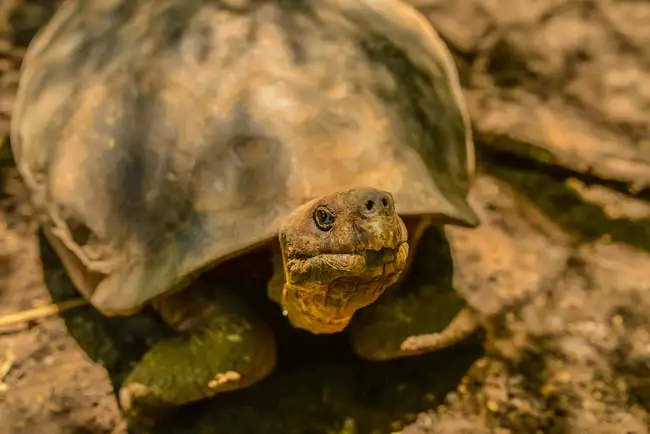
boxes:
[485,156,650,251]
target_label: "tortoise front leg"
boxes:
[119,281,276,419]
[347,224,479,361]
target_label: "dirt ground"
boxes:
[1,0,650,433]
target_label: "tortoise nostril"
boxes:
[359,190,394,217]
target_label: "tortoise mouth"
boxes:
[342,247,400,267]
[292,244,404,261]
[282,248,408,335]
[280,241,409,334]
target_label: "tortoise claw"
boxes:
[400,308,480,354]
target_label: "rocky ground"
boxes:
[1,1,650,433]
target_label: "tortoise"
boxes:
[10,0,480,415]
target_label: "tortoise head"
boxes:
[278,188,409,334]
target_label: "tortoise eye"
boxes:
[313,206,336,231]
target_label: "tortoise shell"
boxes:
[10,0,477,315]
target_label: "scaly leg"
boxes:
[119,281,276,418]
[348,223,479,361]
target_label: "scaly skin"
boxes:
[119,187,409,418]
[119,188,477,421]
[277,209,478,361]
[119,282,276,420]
[348,223,478,361]
[277,188,409,334]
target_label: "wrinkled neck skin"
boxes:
[280,248,408,333]
[276,188,410,334]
